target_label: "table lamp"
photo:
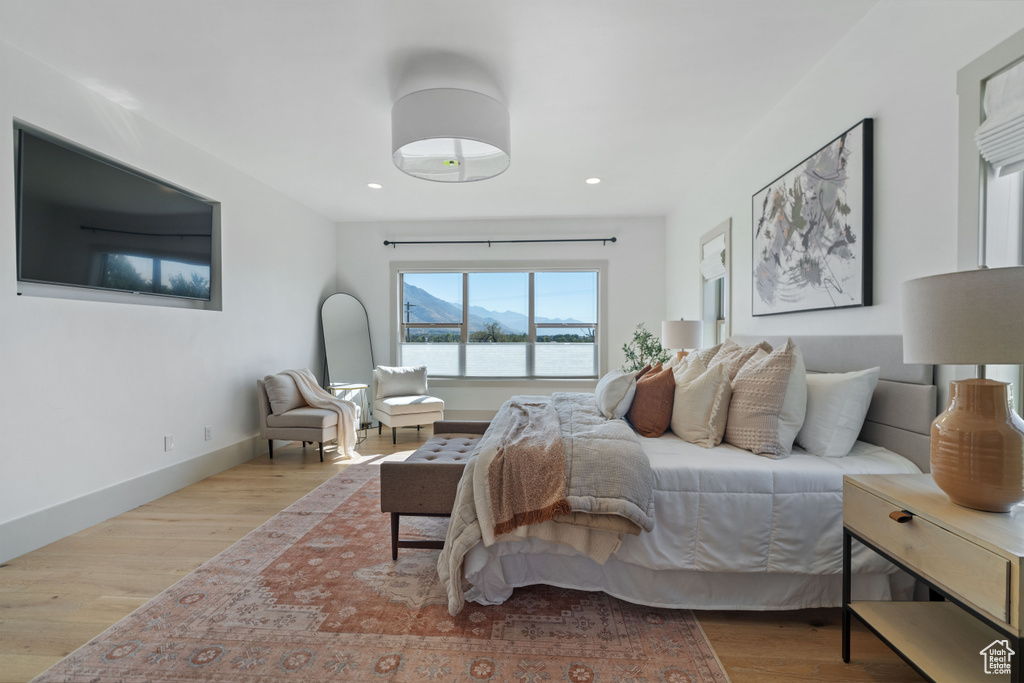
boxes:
[661,320,704,362]
[901,265,1024,512]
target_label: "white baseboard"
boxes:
[0,436,260,564]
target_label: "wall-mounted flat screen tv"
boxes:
[16,127,216,301]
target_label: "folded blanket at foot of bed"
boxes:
[438,392,655,615]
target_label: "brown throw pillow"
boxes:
[627,364,676,438]
[635,364,653,381]
[708,339,773,382]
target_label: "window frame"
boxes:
[390,260,607,381]
[956,28,1024,411]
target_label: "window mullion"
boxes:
[527,272,535,377]
[459,272,468,376]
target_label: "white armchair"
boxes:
[373,364,444,444]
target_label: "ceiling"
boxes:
[0,0,878,224]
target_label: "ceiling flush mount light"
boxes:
[367,183,383,189]
[392,88,510,182]
[586,177,601,184]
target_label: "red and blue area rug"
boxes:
[33,465,728,682]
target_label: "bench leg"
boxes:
[391,513,399,560]
[392,427,397,445]
[269,440,273,459]
[319,442,324,462]
[379,423,382,435]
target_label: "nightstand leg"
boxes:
[842,528,851,663]
[1013,634,1020,683]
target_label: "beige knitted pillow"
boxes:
[724,339,806,458]
[670,356,732,448]
[708,339,773,382]
[694,343,723,367]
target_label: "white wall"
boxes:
[0,42,338,561]
[336,217,666,416]
[666,2,1024,337]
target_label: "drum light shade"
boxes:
[392,88,510,183]
[901,266,1024,365]
[662,320,704,351]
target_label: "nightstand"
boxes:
[843,474,1023,682]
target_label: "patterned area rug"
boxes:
[35,465,729,682]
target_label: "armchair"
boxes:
[373,364,444,444]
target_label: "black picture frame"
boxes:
[751,118,873,316]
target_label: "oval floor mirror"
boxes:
[321,293,374,426]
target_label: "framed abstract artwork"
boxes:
[752,118,873,316]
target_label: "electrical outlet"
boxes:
[164,435,174,451]
[204,426,213,441]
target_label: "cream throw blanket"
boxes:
[281,369,358,458]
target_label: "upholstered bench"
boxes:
[380,420,490,559]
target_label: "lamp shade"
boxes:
[901,266,1024,365]
[662,320,703,350]
[392,88,510,183]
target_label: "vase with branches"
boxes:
[621,323,670,372]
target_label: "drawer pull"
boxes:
[889,510,913,524]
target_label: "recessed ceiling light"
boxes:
[367,183,383,189]
[586,177,601,185]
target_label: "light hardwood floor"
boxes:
[0,429,920,682]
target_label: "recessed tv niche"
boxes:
[16,127,216,302]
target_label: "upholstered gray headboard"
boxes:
[732,335,937,472]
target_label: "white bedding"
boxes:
[462,433,921,611]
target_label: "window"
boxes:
[397,269,599,378]
[957,35,1024,412]
[99,252,211,299]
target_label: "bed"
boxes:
[439,335,938,615]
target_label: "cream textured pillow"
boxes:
[709,339,773,382]
[374,365,428,398]
[670,356,732,448]
[724,339,807,458]
[595,370,637,419]
[796,367,880,457]
[264,373,305,415]
[694,343,723,367]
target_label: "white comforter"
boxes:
[461,432,922,610]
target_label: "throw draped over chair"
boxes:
[257,372,359,461]
[373,364,444,444]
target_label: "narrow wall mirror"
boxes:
[321,293,374,414]
[699,219,731,347]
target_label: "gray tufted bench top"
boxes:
[380,420,490,558]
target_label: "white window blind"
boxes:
[700,233,727,280]
[976,59,1024,177]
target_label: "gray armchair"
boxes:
[257,375,351,462]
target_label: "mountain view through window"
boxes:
[399,270,598,378]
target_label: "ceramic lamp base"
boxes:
[930,379,1024,512]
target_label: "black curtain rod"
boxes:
[383,237,617,248]
[80,225,208,238]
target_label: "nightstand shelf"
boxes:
[848,601,1006,682]
[843,474,1023,682]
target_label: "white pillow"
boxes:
[264,373,304,415]
[796,367,880,457]
[670,356,732,448]
[374,364,429,398]
[595,370,637,419]
[777,344,807,455]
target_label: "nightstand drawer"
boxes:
[844,483,1010,623]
